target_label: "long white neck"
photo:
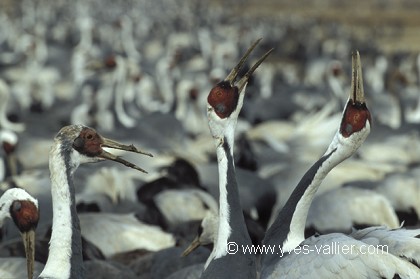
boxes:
[264,132,351,251]
[39,143,83,279]
[113,57,136,128]
[205,127,250,267]
[0,81,25,133]
[212,136,233,257]
[282,146,341,251]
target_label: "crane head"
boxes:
[11,199,38,279]
[207,39,273,142]
[56,125,153,173]
[325,51,372,158]
[181,211,218,257]
[339,51,372,138]
[207,39,273,120]
[1,188,39,279]
[0,130,18,155]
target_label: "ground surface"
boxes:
[212,0,420,53]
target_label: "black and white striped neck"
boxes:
[262,51,371,265]
[39,141,84,279]
[38,124,152,279]
[202,137,256,279]
[261,148,336,268]
[203,40,272,279]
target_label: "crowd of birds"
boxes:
[1,0,420,278]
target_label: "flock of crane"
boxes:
[1,0,420,278]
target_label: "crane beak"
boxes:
[339,51,371,138]
[207,39,273,119]
[181,236,201,257]
[225,39,274,94]
[350,51,365,104]
[21,229,35,279]
[99,137,153,173]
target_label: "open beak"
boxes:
[350,51,365,104]
[22,230,35,279]
[225,39,274,93]
[181,236,201,257]
[99,137,153,173]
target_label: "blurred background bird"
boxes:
[1,0,420,278]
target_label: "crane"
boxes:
[200,39,273,279]
[181,211,218,257]
[0,188,39,279]
[0,129,21,180]
[38,124,152,279]
[260,52,420,278]
[0,78,26,133]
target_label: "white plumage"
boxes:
[154,189,217,226]
[266,233,420,279]
[0,257,44,279]
[261,52,420,279]
[79,212,176,258]
[0,188,39,279]
[307,187,400,233]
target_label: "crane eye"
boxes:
[215,104,226,114]
[12,201,22,212]
[345,123,353,135]
[72,128,104,156]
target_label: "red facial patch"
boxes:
[72,128,104,157]
[207,81,239,119]
[340,102,371,137]
[10,200,39,232]
[105,55,117,69]
[133,74,142,83]
[2,142,16,155]
[331,64,342,77]
[189,88,199,101]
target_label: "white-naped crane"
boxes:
[181,211,218,257]
[260,52,420,278]
[201,39,273,279]
[0,129,21,180]
[0,79,26,133]
[0,188,39,279]
[38,124,152,279]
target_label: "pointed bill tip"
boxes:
[350,50,365,103]
[99,150,149,173]
[208,39,272,119]
[225,38,263,84]
[99,137,152,173]
[181,237,201,257]
[129,144,154,157]
[237,47,274,92]
[102,138,154,157]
